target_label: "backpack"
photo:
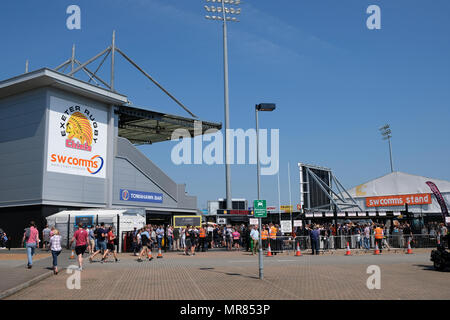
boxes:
[141,233,149,246]
[24,228,31,241]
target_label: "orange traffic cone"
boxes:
[374,243,380,255]
[69,250,75,259]
[345,242,351,256]
[295,243,302,256]
[406,241,413,254]
[157,247,163,258]
[266,243,273,257]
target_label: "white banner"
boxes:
[378,212,386,216]
[325,212,334,217]
[249,218,259,225]
[217,218,227,225]
[47,102,108,178]
[368,212,377,217]
[314,213,323,217]
[293,220,303,227]
[357,212,367,217]
[280,220,292,233]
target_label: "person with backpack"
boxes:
[138,227,152,262]
[22,221,40,269]
[70,223,90,271]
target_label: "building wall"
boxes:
[0,88,47,207]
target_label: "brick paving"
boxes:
[3,248,449,300]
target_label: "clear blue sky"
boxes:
[1,0,449,209]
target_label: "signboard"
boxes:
[313,213,323,217]
[337,212,345,217]
[305,213,313,218]
[378,212,386,216]
[446,217,450,225]
[217,217,227,225]
[280,205,293,213]
[280,220,292,233]
[297,204,301,211]
[347,212,357,217]
[74,215,94,228]
[249,218,259,225]
[366,193,432,207]
[47,102,108,178]
[293,220,303,227]
[120,189,163,203]
[267,206,277,212]
[254,200,267,218]
[325,212,334,217]
[368,212,377,217]
[357,212,367,217]
[393,211,401,216]
[173,216,202,228]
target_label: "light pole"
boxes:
[204,0,241,210]
[256,103,276,280]
[379,124,394,172]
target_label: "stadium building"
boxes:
[0,43,221,247]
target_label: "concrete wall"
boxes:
[0,88,47,207]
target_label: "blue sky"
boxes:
[1,0,449,209]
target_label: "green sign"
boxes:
[254,200,267,218]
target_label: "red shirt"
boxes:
[74,229,88,246]
[107,231,116,244]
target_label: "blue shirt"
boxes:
[156,228,164,239]
[310,229,320,240]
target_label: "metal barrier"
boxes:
[261,234,440,253]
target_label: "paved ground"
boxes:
[3,247,449,300]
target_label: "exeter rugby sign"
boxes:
[47,101,108,178]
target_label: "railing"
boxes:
[258,234,441,253]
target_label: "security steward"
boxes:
[269,223,277,255]
[199,225,207,252]
[374,224,384,253]
[261,226,269,250]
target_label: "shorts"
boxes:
[75,245,87,256]
[185,239,192,248]
[233,239,239,245]
[97,240,107,251]
[107,243,115,251]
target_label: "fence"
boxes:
[261,234,441,253]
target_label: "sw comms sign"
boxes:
[47,102,108,178]
[366,193,432,208]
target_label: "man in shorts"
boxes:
[69,223,90,271]
[90,222,107,263]
[102,227,119,262]
[138,227,152,262]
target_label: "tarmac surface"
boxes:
[1,247,449,300]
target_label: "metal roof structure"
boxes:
[117,105,221,145]
[7,32,222,145]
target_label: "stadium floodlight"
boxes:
[203,0,242,212]
[379,124,394,173]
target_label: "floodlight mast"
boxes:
[204,0,241,211]
[379,124,394,172]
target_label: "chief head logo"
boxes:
[66,112,93,146]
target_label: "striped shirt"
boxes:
[49,235,62,251]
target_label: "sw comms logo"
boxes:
[50,154,104,175]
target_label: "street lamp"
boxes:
[256,103,276,280]
[379,124,394,172]
[204,0,241,210]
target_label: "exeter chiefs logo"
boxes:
[60,106,100,152]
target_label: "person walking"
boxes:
[23,221,40,269]
[88,226,95,255]
[167,226,174,251]
[156,225,164,250]
[70,223,90,271]
[184,225,193,256]
[364,224,371,250]
[102,227,119,262]
[49,229,62,275]
[89,222,107,263]
[137,227,152,262]
[42,225,51,251]
[232,228,240,251]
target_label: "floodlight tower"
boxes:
[204,0,241,210]
[379,124,394,172]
